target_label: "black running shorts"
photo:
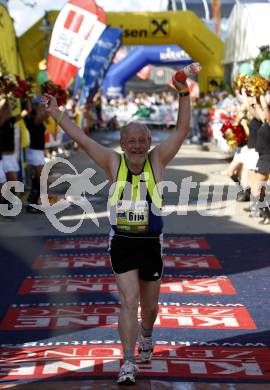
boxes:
[256,154,270,174]
[108,234,163,281]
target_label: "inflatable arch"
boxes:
[107,11,224,92]
[18,10,224,92]
[103,45,193,97]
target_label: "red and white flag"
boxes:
[47,0,106,88]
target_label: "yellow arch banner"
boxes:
[107,11,224,92]
[18,10,224,92]
[0,4,24,77]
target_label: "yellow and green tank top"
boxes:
[109,153,163,236]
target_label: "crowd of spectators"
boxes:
[73,90,225,145]
[1,83,269,225]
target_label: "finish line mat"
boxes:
[0,234,270,385]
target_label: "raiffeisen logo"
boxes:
[120,18,170,39]
[160,48,189,61]
[120,27,148,39]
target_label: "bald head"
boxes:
[120,122,151,140]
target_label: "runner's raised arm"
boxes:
[40,93,119,182]
[151,75,191,168]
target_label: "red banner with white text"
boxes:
[47,0,106,88]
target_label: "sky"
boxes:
[7,0,168,36]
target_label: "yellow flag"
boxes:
[0,4,24,77]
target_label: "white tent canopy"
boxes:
[224,3,270,65]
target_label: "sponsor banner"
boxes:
[32,254,111,270]
[0,345,269,381]
[47,0,106,87]
[164,237,210,249]
[80,26,122,103]
[0,305,256,330]
[18,276,236,295]
[164,254,221,269]
[161,276,235,294]
[44,237,108,250]
[32,253,221,270]
[0,339,266,348]
[43,236,210,251]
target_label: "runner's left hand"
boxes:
[171,76,189,94]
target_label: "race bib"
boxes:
[116,200,149,233]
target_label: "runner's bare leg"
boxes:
[139,279,161,329]
[115,269,140,357]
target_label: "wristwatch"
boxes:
[178,90,190,97]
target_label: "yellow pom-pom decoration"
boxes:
[234,73,270,96]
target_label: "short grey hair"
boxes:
[120,121,151,139]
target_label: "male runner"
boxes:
[41,74,191,385]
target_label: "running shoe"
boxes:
[138,335,153,362]
[236,188,250,202]
[117,360,138,385]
